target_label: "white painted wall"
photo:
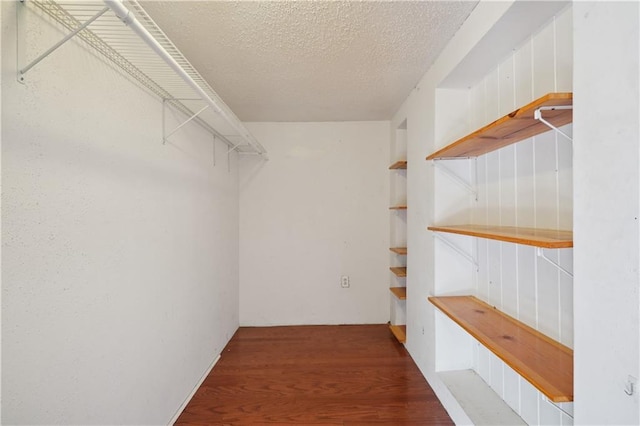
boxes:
[2,2,240,424]
[0,3,3,421]
[574,2,640,424]
[239,122,389,326]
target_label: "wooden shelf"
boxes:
[389,287,407,300]
[428,224,573,249]
[428,296,573,402]
[426,93,572,160]
[390,267,407,277]
[389,160,407,170]
[389,324,406,343]
[389,205,407,210]
[389,247,407,255]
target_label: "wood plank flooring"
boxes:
[176,324,452,425]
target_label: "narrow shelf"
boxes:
[389,247,407,255]
[390,267,407,277]
[389,287,407,300]
[428,296,573,402]
[389,205,407,210]
[389,324,406,343]
[389,160,407,170]
[428,224,573,249]
[426,93,572,160]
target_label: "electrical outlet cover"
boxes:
[341,276,350,288]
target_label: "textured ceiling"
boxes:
[141,1,478,122]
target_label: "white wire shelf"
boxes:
[21,0,267,158]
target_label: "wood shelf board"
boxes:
[390,267,407,277]
[389,324,406,343]
[428,224,573,248]
[389,287,407,300]
[389,247,407,255]
[428,296,573,402]
[426,93,572,160]
[389,205,407,210]
[389,160,407,170]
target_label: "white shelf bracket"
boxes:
[162,103,209,144]
[534,106,573,142]
[227,141,243,154]
[433,160,478,201]
[19,5,109,80]
[162,98,233,156]
[536,248,574,278]
[212,135,217,166]
[542,397,574,419]
[433,233,479,271]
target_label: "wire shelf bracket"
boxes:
[161,98,236,156]
[18,0,268,159]
[162,99,209,144]
[534,106,573,142]
[18,6,109,80]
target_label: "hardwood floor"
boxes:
[176,325,452,425]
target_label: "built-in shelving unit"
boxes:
[426,90,574,421]
[389,324,407,343]
[426,93,572,160]
[428,296,573,402]
[428,225,573,248]
[389,160,407,170]
[389,267,407,278]
[389,287,407,300]
[389,247,407,255]
[389,122,407,345]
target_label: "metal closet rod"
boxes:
[103,0,268,159]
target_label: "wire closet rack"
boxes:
[20,0,268,159]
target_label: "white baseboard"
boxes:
[168,354,222,425]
